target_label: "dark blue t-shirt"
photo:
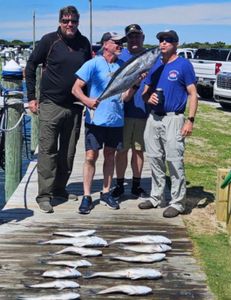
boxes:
[144,56,196,114]
[119,48,148,119]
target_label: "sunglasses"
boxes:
[112,40,123,46]
[159,37,175,43]
[61,19,78,25]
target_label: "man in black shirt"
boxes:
[26,6,91,213]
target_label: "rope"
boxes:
[0,87,26,133]
[0,111,25,132]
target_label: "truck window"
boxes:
[178,52,185,58]
[194,48,230,61]
[187,52,193,59]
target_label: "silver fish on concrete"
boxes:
[84,268,162,280]
[98,284,152,295]
[17,292,80,300]
[44,259,92,268]
[112,253,166,263]
[122,244,172,253]
[39,236,108,247]
[42,267,81,279]
[54,246,102,257]
[53,230,96,238]
[110,235,172,245]
[98,47,160,101]
[25,280,80,290]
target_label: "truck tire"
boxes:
[220,102,231,110]
[197,85,213,99]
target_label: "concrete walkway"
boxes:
[0,126,215,299]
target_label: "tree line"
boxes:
[1,39,231,49]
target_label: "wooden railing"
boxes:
[216,168,231,236]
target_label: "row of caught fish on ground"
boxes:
[18,229,173,300]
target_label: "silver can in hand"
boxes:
[156,88,165,105]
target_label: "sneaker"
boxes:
[138,199,159,209]
[100,192,120,210]
[37,200,54,213]
[79,196,93,214]
[111,185,124,200]
[131,186,147,198]
[163,206,180,218]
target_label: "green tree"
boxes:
[11,40,24,45]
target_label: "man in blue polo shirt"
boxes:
[112,24,148,200]
[138,29,198,218]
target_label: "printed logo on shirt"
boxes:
[168,70,179,81]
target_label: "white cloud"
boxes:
[0,3,231,42]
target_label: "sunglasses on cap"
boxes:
[159,37,176,43]
[61,19,78,25]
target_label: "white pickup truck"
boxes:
[190,48,231,98]
[213,72,231,109]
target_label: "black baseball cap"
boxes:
[100,32,126,45]
[156,30,179,42]
[125,24,143,36]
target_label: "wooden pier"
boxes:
[0,126,215,299]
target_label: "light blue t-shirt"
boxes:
[76,55,124,127]
[119,48,148,119]
[145,56,196,114]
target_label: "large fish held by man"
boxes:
[98,47,160,101]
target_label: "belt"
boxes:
[151,110,184,116]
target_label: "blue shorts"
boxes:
[85,124,123,151]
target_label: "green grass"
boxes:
[185,103,231,192]
[191,233,231,300]
[184,102,231,300]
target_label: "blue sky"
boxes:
[1,0,231,45]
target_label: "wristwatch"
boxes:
[187,117,195,123]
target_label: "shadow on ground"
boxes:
[0,208,33,224]
[184,186,215,214]
[67,176,214,215]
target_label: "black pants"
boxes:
[36,100,83,203]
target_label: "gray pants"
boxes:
[144,112,186,212]
[36,100,83,203]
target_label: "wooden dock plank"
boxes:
[0,127,214,299]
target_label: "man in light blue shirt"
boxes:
[72,32,140,214]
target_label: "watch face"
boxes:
[188,117,194,123]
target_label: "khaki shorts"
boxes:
[122,118,147,151]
